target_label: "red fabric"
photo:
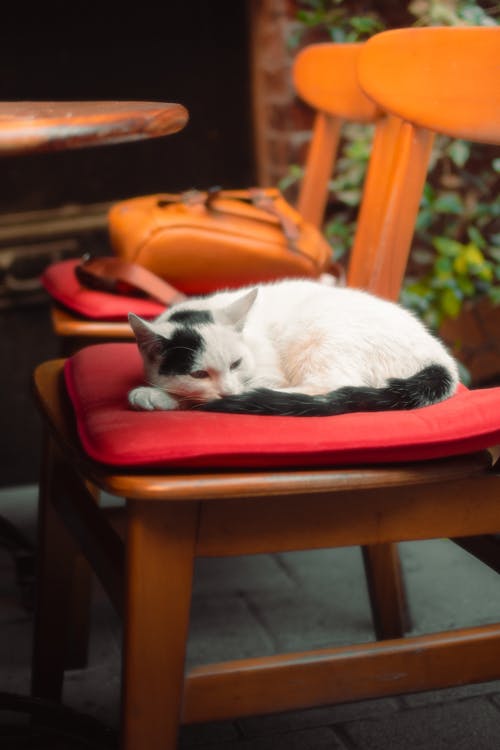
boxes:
[64,343,500,469]
[41,259,164,320]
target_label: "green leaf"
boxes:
[432,236,462,257]
[349,16,384,35]
[433,192,463,214]
[467,226,486,249]
[412,248,435,265]
[345,140,371,161]
[488,287,500,305]
[335,189,362,206]
[439,288,462,319]
[447,140,470,168]
[435,256,453,276]
[488,246,500,263]
[464,243,487,267]
[456,277,476,297]
[416,208,434,232]
[422,183,436,207]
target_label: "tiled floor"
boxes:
[1,483,500,748]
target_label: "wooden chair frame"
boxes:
[32,29,500,749]
[47,42,414,647]
[32,359,500,750]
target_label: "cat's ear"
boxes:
[217,288,258,331]
[128,313,165,358]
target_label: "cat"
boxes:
[127,278,459,416]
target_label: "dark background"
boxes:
[0,2,254,486]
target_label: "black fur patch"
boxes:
[196,365,454,416]
[158,328,205,376]
[168,309,213,325]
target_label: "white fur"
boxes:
[128,279,459,411]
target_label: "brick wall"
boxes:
[250,0,314,190]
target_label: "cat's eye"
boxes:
[190,369,210,379]
[230,358,242,370]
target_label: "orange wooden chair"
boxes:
[43,43,410,640]
[31,27,500,750]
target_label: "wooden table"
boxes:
[0,98,189,635]
[0,100,189,350]
[0,100,188,155]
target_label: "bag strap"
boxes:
[74,254,347,305]
[157,187,304,250]
[75,255,187,306]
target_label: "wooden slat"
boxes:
[51,306,133,339]
[362,542,410,639]
[195,474,500,556]
[183,622,500,723]
[296,112,342,228]
[51,461,125,614]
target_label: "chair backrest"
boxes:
[292,43,380,229]
[354,26,500,300]
[292,43,414,301]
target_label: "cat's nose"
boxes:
[218,381,238,397]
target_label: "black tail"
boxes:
[197,365,454,417]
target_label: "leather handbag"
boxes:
[101,187,337,296]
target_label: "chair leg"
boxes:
[64,480,104,670]
[64,552,93,669]
[31,435,80,700]
[362,542,410,639]
[121,500,199,750]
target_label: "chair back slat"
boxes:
[296,112,342,227]
[348,119,435,299]
[293,41,421,302]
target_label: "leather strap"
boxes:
[75,256,187,306]
[75,254,346,304]
[157,187,305,251]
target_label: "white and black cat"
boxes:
[128,279,459,416]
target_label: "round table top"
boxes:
[0,101,189,156]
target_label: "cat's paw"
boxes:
[128,387,178,411]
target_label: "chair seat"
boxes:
[65,342,500,469]
[41,259,165,320]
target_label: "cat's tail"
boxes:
[196,364,456,417]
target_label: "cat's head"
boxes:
[128,288,257,406]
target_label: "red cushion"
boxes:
[41,259,165,320]
[64,343,500,469]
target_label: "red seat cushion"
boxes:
[64,343,500,469]
[41,259,164,320]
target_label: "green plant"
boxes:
[285,0,500,333]
[290,0,384,46]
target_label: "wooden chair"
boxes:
[357,24,500,565]
[31,28,500,750]
[45,43,410,642]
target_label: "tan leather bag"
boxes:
[106,187,335,295]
